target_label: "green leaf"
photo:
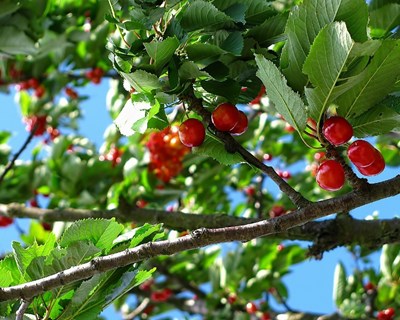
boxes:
[130,224,163,248]
[246,13,288,46]
[121,70,162,93]
[186,43,225,65]
[60,218,124,253]
[178,61,209,80]
[201,79,241,102]
[220,32,244,55]
[303,22,353,122]
[0,0,21,18]
[281,0,341,92]
[224,3,246,23]
[350,101,400,138]
[180,0,233,31]
[144,37,180,72]
[0,26,37,55]
[336,40,400,118]
[333,262,347,307]
[369,4,400,38]
[12,234,56,281]
[335,0,368,42]
[380,244,395,280]
[255,54,307,132]
[192,136,245,166]
[114,98,152,136]
[242,0,275,25]
[0,255,22,286]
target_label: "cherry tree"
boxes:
[0,0,399,319]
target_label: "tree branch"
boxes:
[0,125,37,185]
[0,175,399,302]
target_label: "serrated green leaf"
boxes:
[186,43,225,65]
[12,234,56,281]
[0,255,21,286]
[255,54,307,132]
[130,224,163,248]
[224,3,246,23]
[303,22,353,122]
[201,79,241,102]
[180,0,233,31]
[121,70,162,93]
[0,26,37,55]
[350,99,400,137]
[60,218,124,253]
[178,61,209,80]
[369,3,400,38]
[246,13,288,46]
[105,268,156,305]
[192,136,245,165]
[335,0,368,42]
[220,32,243,55]
[242,0,275,25]
[336,40,400,118]
[144,37,180,72]
[114,98,152,136]
[281,0,341,92]
[333,262,347,307]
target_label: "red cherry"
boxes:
[227,293,237,304]
[28,78,40,89]
[269,205,286,218]
[17,81,30,91]
[316,160,345,191]
[261,312,271,320]
[384,308,395,318]
[322,116,353,146]
[263,153,273,161]
[136,199,148,208]
[277,244,284,251]
[377,308,395,320]
[348,140,377,168]
[211,103,240,131]
[245,186,256,197]
[65,87,78,99]
[357,149,385,176]
[178,118,206,147]
[364,282,375,291]
[41,222,52,231]
[314,151,326,162]
[307,117,317,131]
[139,279,154,291]
[249,85,266,105]
[245,302,258,314]
[24,115,47,136]
[150,288,173,302]
[0,216,13,227]
[284,122,295,133]
[230,111,248,135]
[34,85,46,98]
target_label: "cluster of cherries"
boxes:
[85,67,104,84]
[147,126,190,182]
[16,77,46,98]
[178,102,248,148]
[99,145,123,167]
[316,116,385,191]
[377,307,395,320]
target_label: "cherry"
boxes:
[322,116,353,146]
[357,149,385,176]
[136,199,148,208]
[28,78,40,89]
[34,85,46,98]
[24,115,47,136]
[277,244,284,251]
[261,312,271,320]
[377,307,395,320]
[316,160,345,191]
[249,85,266,105]
[0,216,13,227]
[85,67,104,84]
[139,279,154,291]
[47,127,61,141]
[178,118,206,147]
[245,302,258,314]
[227,293,237,304]
[263,153,273,161]
[314,151,326,162]
[211,102,240,131]
[150,288,173,302]
[347,140,376,168]
[65,87,78,99]
[41,222,52,231]
[307,117,317,131]
[277,169,291,179]
[284,122,295,133]
[230,111,248,135]
[269,205,286,218]
[245,186,256,197]
[364,282,376,291]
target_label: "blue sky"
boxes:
[0,80,398,318]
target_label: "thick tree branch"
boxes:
[0,175,399,302]
[180,86,310,208]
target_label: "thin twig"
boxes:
[16,299,32,320]
[0,125,37,185]
[122,297,151,320]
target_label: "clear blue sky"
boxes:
[0,80,398,318]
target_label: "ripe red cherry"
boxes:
[245,302,258,314]
[24,115,47,136]
[269,205,286,218]
[261,312,271,320]
[347,140,376,168]
[0,216,13,227]
[322,116,353,146]
[227,293,237,304]
[377,307,395,320]
[357,149,385,176]
[211,103,240,131]
[230,111,248,135]
[316,160,345,191]
[178,118,206,147]
[34,85,46,98]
